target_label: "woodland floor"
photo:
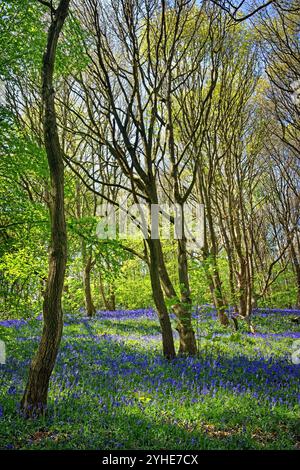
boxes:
[0,307,299,450]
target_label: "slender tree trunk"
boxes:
[163,73,197,355]
[198,180,230,327]
[236,256,255,333]
[21,0,70,417]
[81,240,96,317]
[108,283,116,311]
[290,241,300,308]
[84,255,96,317]
[99,271,109,309]
[155,240,197,354]
[219,239,239,329]
[99,273,116,310]
[210,270,230,326]
[204,205,229,327]
[176,231,197,355]
[147,239,176,359]
[237,258,247,317]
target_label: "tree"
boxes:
[21,0,70,417]
[211,0,274,22]
[63,0,235,354]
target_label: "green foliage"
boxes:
[0,242,47,319]
[56,13,91,76]
[0,0,297,320]
[0,104,49,320]
[115,259,153,309]
[0,0,46,80]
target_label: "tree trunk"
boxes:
[290,241,300,308]
[99,273,116,310]
[107,284,116,310]
[210,273,230,327]
[20,0,70,417]
[99,271,109,309]
[176,232,197,355]
[84,255,96,317]
[202,193,229,327]
[236,257,255,333]
[155,239,197,355]
[204,204,229,326]
[147,239,176,359]
[204,252,229,327]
